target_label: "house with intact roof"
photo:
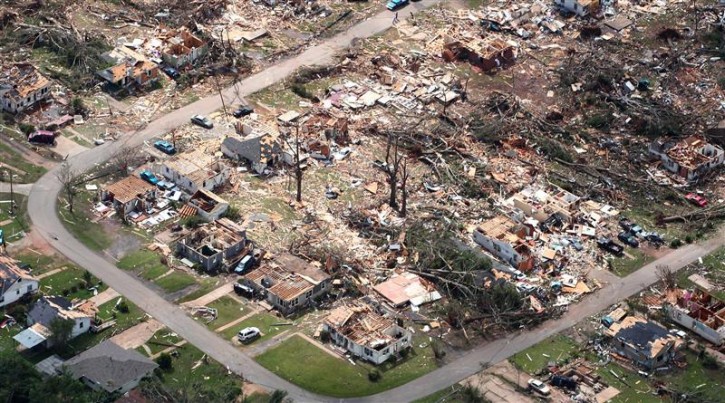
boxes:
[323,300,412,365]
[0,254,38,308]
[64,340,157,394]
[241,253,331,315]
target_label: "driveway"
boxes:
[24,2,725,402]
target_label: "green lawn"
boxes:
[177,277,222,303]
[144,328,184,356]
[608,249,654,277]
[14,253,59,276]
[592,361,660,403]
[0,141,47,183]
[413,385,468,403]
[204,296,246,330]
[154,343,244,400]
[219,312,292,343]
[57,192,111,251]
[39,266,107,300]
[677,247,725,300]
[510,335,579,374]
[118,250,169,280]
[659,351,725,402]
[154,271,197,293]
[256,334,437,397]
[0,193,28,242]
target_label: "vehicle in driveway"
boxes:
[154,140,176,155]
[597,237,624,256]
[387,0,408,10]
[139,170,159,185]
[237,327,260,343]
[528,378,550,395]
[233,283,255,298]
[161,65,180,79]
[232,105,254,118]
[618,231,640,248]
[191,115,213,129]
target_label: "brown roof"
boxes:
[105,176,155,204]
[0,63,50,100]
[244,253,329,302]
[324,301,402,348]
[0,255,37,295]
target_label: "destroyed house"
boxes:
[186,189,229,222]
[323,301,412,365]
[373,272,441,308]
[649,135,724,182]
[0,63,51,114]
[0,255,38,308]
[506,184,581,224]
[242,253,331,315]
[97,59,159,89]
[443,38,515,72]
[159,150,230,194]
[175,218,247,272]
[100,175,157,217]
[15,296,96,349]
[222,121,280,174]
[64,340,157,394]
[473,216,536,271]
[665,288,725,346]
[554,0,598,17]
[604,316,680,369]
[158,27,207,68]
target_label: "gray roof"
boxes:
[64,340,157,393]
[27,296,72,327]
[222,136,262,163]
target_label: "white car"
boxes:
[528,378,550,395]
[237,327,260,343]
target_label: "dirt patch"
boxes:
[102,220,144,260]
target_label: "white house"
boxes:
[323,301,412,365]
[15,296,97,349]
[0,255,39,308]
[472,216,536,271]
[158,150,230,194]
[649,135,725,182]
[0,63,51,114]
[554,0,598,17]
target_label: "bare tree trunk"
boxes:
[386,134,400,209]
[56,162,79,214]
[293,125,303,203]
[400,158,408,217]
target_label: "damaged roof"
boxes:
[373,271,440,307]
[104,175,156,204]
[606,316,678,359]
[0,63,50,100]
[325,301,405,349]
[245,253,329,302]
[0,255,36,296]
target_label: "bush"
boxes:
[7,304,28,323]
[586,113,613,130]
[69,284,79,294]
[367,370,381,382]
[62,288,70,297]
[399,347,410,359]
[156,353,173,371]
[223,205,241,221]
[18,123,35,136]
[319,330,330,343]
[71,97,88,116]
[291,84,317,101]
[182,216,204,229]
[670,239,683,249]
[116,301,130,314]
[431,339,446,360]
[685,235,694,244]
[702,353,719,370]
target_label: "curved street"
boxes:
[22,2,725,402]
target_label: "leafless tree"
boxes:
[56,162,79,214]
[385,133,403,210]
[657,265,677,290]
[282,124,304,203]
[399,158,409,217]
[109,145,143,176]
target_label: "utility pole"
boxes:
[9,170,14,216]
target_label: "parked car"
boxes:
[528,378,550,395]
[234,255,255,274]
[233,283,255,299]
[551,375,577,390]
[386,0,408,10]
[645,233,664,246]
[154,140,176,155]
[618,231,640,248]
[597,237,624,257]
[685,193,707,207]
[237,327,260,343]
[161,65,180,79]
[232,105,254,118]
[191,114,213,129]
[670,328,687,338]
[139,170,159,185]
[569,238,584,251]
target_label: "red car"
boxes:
[685,193,707,207]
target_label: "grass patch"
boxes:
[676,247,725,300]
[256,334,436,397]
[205,296,246,330]
[592,361,660,403]
[608,249,654,277]
[219,312,292,343]
[510,335,579,374]
[57,192,111,251]
[145,328,184,356]
[413,385,465,403]
[0,140,47,183]
[0,192,28,242]
[176,277,221,303]
[39,266,107,300]
[154,271,197,293]
[660,351,725,401]
[118,250,169,280]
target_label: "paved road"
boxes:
[0,182,32,195]
[23,2,725,402]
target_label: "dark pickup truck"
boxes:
[597,237,624,257]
